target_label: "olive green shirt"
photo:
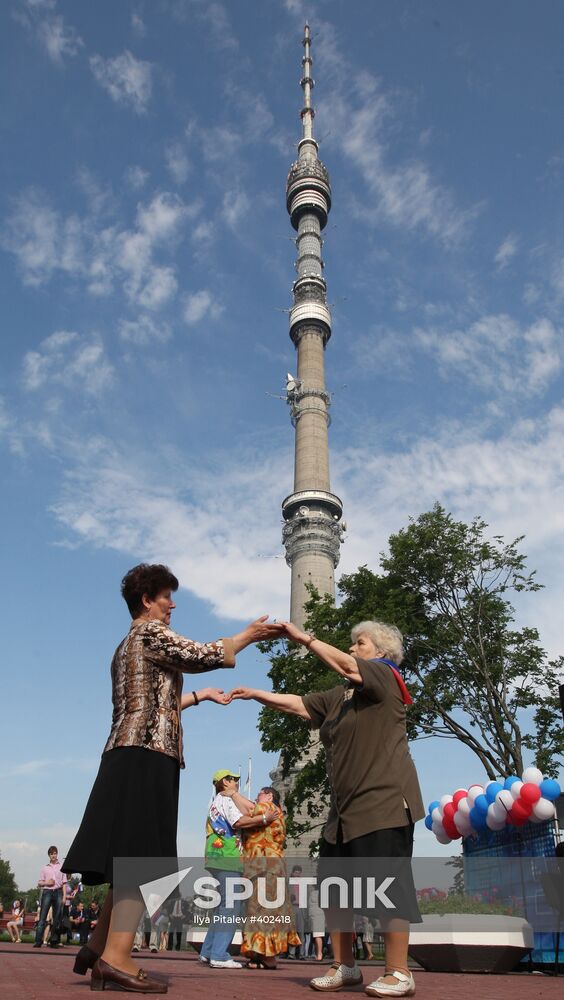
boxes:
[302,657,425,844]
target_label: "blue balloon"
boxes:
[539,779,561,802]
[469,805,488,830]
[485,782,504,803]
[427,801,440,814]
[474,794,489,816]
[504,776,519,790]
[425,814,434,831]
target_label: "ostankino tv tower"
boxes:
[282,23,344,628]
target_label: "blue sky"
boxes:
[2,0,564,890]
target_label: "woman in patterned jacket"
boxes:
[62,562,281,995]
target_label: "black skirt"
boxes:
[62,747,180,886]
[319,819,421,924]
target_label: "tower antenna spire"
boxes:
[300,22,315,144]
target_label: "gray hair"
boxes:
[350,621,405,666]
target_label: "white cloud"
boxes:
[183,289,224,325]
[16,1,83,65]
[22,331,114,395]
[495,234,518,270]
[201,126,242,163]
[334,407,564,659]
[3,187,196,310]
[90,50,153,115]
[36,13,83,64]
[118,315,171,345]
[222,190,250,230]
[191,220,215,245]
[39,401,564,662]
[125,165,150,190]
[131,12,146,37]
[2,188,60,285]
[137,266,177,308]
[165,143,191,185]
[136,192,192,242]
[51,443,289,620]
[313,23,478,244]
[414,314,562,396]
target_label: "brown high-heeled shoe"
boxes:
[73,944,99,975]
[90,958,167,993]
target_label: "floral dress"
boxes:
[240,802,301,958]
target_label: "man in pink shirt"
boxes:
[34,846,67,948]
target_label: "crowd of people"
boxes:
[19,562,423,997]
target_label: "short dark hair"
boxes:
[260,786,281,808]
[121,564,179,618]
[48,846,58,854]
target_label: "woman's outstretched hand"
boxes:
[231,617,284,654]
[226,686,254,702]
[201,687,230,705]
[280,621,309,644]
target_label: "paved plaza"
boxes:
[0,944,561,1000]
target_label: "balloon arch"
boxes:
[424,767,561,844]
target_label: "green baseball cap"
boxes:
[212,769,240,783]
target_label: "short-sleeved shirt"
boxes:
[38,862,67,890]
[206,792,245,856]
[303,657,425,844]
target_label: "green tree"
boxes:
[259,505,564,845]
[0,853,18,909]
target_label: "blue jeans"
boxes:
[200,869,242,963]
[35,888,63,945]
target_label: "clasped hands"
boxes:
[205,619,308,706]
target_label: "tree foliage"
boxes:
[0,853,18,907]
[259,505,564,845]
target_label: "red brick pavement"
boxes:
[0,944,561,1000]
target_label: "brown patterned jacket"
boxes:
[103,619,235,767]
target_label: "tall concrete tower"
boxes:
[282,23,344,628]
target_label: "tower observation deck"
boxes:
[282,23,344,628]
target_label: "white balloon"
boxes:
[432,819,444,835]
[521,767,543,786]
[454,811,473,835]
[486,812,506,831]
[440,794,453,809]
[529,812,545,824]
[489,802,507,823]
[435,830,452,844]
[457,797,471,817]
[532,797,555,821]
[431,807,442,824]
[496,789,514,812]
[510,781,524,800]
[467,785,484,805]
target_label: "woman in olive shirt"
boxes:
[229,619,423,999]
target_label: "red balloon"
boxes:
[509,810,527,827]
[443,802,456,821]
[520,783,541,806]
[512,799,532,822]
[443,816,461,839]
[453,790,468,807]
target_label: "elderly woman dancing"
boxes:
[229,619,424,999]
[62,562,281,994]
